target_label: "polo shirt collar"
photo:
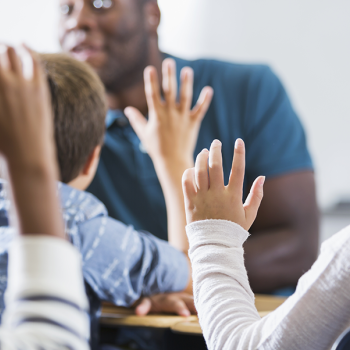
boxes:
[105,109,129,128]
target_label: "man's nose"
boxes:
[65,4,98,32]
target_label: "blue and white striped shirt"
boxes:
[0,181,189,317]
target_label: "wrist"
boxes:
[154,158,193,184]
[7,158,58,183]
[153,156,193,174]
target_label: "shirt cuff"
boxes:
[6,236,88,310]
[186,219,249,250]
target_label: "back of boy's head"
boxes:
[39,53,107,184]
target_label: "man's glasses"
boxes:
[60,0,113,16]
[92,0,112,9]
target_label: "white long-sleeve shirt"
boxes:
[186,219,350,350]
[0,236,89,350]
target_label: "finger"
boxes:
[195,149,209,191]
[182,295,197,314]
[0,46,11,99]
[124,107,148,141]
[228,138,245,197]
[182,168,197,202]
[190,86,213,122]
[243,176,265,227]
[162,58,177,106]
[135,297,152,316]
[144,66,162,120]
[169,299,191,317]
[179,67,193,112]
[0,46,8,92]
[7,47,22,75]
[208,139,224,190]
[0,45,9,71]
[22,45,42,83]
[16,45,34,81]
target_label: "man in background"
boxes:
[58,0,319,293]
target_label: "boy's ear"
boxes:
[82,145,102,176]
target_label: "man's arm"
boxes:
[245,171,319,292]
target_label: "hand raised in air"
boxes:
[182,139,265,230]
[124,58,213,167]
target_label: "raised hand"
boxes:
[0,46,63,238]
[124,58,213,259]
[0,46,55,168]
[124,58,213,167]
[182,139,265,230]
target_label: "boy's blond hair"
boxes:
[40,53,107,183]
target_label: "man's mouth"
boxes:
[70,44,104,61]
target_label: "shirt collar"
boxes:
[105,109,129,129]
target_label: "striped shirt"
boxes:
[0,181,189,317]
[0,236,89,350]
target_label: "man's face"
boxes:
[58,0,150,92]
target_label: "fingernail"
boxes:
[212,139,221,147]
[202,148,209,153]
[206,87,214,96]
[124,107,132,117]
[144,66,153,80]
[185,68,193,79]
[259,176,266,186]
[235,138,244,149]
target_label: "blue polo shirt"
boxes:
[88,54,313,241]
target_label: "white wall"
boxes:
[1,0,350,209]
[158,0,350,209]
[0,0,59,52]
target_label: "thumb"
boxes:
[243,176,265,228]
[124,107,147,140]
[135,297,152,316]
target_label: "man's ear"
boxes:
[81,145,102,176]
[144,1,161,35]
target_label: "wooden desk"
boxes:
[101,303,198,328]
[100,294,286,333]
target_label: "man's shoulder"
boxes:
[59,182,108,223]
[166,53,275,87]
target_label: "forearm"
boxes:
[244,226,318,293]
[0,236,89,350]
[244,171,319,292]
[7,158,64,239]
[153,158,193,252]
[153,159,193,293]
[187,220,350,350]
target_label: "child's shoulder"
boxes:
[59,182,108,223]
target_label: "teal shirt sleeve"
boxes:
[243,66,313,183]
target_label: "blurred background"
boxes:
[1,0,349,242]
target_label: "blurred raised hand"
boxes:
[0,45,63,238]
[124,58,213,167]
[0,45,55,168]
[124,58,213,261]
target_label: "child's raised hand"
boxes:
[124,58,213,167]
[182,139,265,230]
[0,46,54,167]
